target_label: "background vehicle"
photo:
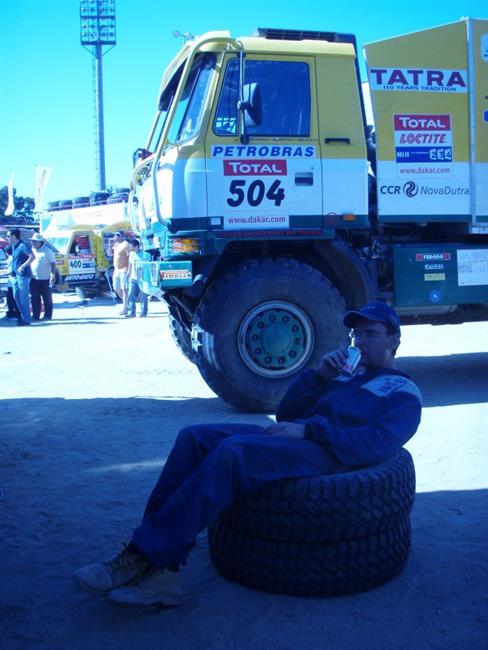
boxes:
[129,19,488,412]
[41,191,133,296]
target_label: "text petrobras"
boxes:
[212,145,316,158]
[369,68,467,93]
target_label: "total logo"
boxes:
[380,182,418,197]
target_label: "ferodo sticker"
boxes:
[416,253,451,261]
[369,67,467,93]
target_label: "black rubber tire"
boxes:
[217,450,415,542]
[73,196,90,207]
[193,258,346,412]
[169,314,196,364]
[208,516,411,597]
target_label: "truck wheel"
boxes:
[193,258,346,412]
[216,449,415,541]
[169,314,195,364]
[208,516,411,597]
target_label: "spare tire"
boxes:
[209,516,411,597]
[208,450,415,596]
[217,449,415,541]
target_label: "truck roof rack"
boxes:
[254,27,357,51]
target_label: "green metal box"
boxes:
[393,244,488,307]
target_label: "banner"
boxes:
[5,171,15,216]
[34,165,53,212]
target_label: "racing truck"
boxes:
[41,193,133,296]
[128,18,488,412]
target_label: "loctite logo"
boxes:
[415,253,451,261]
[223,159,287,176]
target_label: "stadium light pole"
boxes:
[80,0,116,191]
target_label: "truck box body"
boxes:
[365,19,488,225]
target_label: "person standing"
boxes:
[2,249,21,320]
[126,238,150,318]
[6,228,34,326]
[110,232,130,316]
[30,233,56,321]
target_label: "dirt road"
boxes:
[1,294,487,649]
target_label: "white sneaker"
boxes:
[74,545,149,593]
[106,567,183,607]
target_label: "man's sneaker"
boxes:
[106,567,183,608]
[74,545,149,593]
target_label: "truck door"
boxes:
[206,55,322,231]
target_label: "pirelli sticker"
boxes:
[160,269,192,281]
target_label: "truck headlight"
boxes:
[169,237,200,254]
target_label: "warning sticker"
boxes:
[457,249,488,286]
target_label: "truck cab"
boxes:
[129,20,488,412]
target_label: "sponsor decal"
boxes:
[424,273,446,281]
[425,263,445,270]
[217,228,321,238]
[394,114,452,165]
[369,67,467,93]
[160,269,192,281]
[212,145,315,158]
[223,159,287,176]
[380,183,469,197]
[68,255,96,273]
[416,253,451,261]
[65,273,98,282]
[482,34,488,62]
[429,290,441,303]
[223,214,289,230]
[403,181,418,197]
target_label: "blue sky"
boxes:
[1,0,486,204]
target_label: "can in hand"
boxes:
[340,345,362,375]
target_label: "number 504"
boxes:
[227,180,285,208]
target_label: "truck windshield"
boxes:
[46,236,69,254]
[154,53,216,149]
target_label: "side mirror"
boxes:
[237,83,262,128]
[132,148,152,168]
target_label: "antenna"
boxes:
[80,0,116,191]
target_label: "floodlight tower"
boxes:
[80,0,116,191]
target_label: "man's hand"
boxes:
[318,346,349,381]
[262,422,305,438]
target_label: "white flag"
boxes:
[5,171,14,216]
[34,165,53,212]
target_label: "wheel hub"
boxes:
[238,301,314,378]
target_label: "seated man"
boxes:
[75,302,422,607]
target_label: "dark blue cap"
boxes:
[343,302,401,334]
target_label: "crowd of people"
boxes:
[3,228,150,325]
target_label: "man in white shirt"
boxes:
[30,233,56,321]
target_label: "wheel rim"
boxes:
[238,301,314,378]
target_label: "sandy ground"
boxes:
[1,293,487,650]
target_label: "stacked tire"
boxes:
[208,449,415,596]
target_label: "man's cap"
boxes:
[30,233,44,242]
[343,302,401,334]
